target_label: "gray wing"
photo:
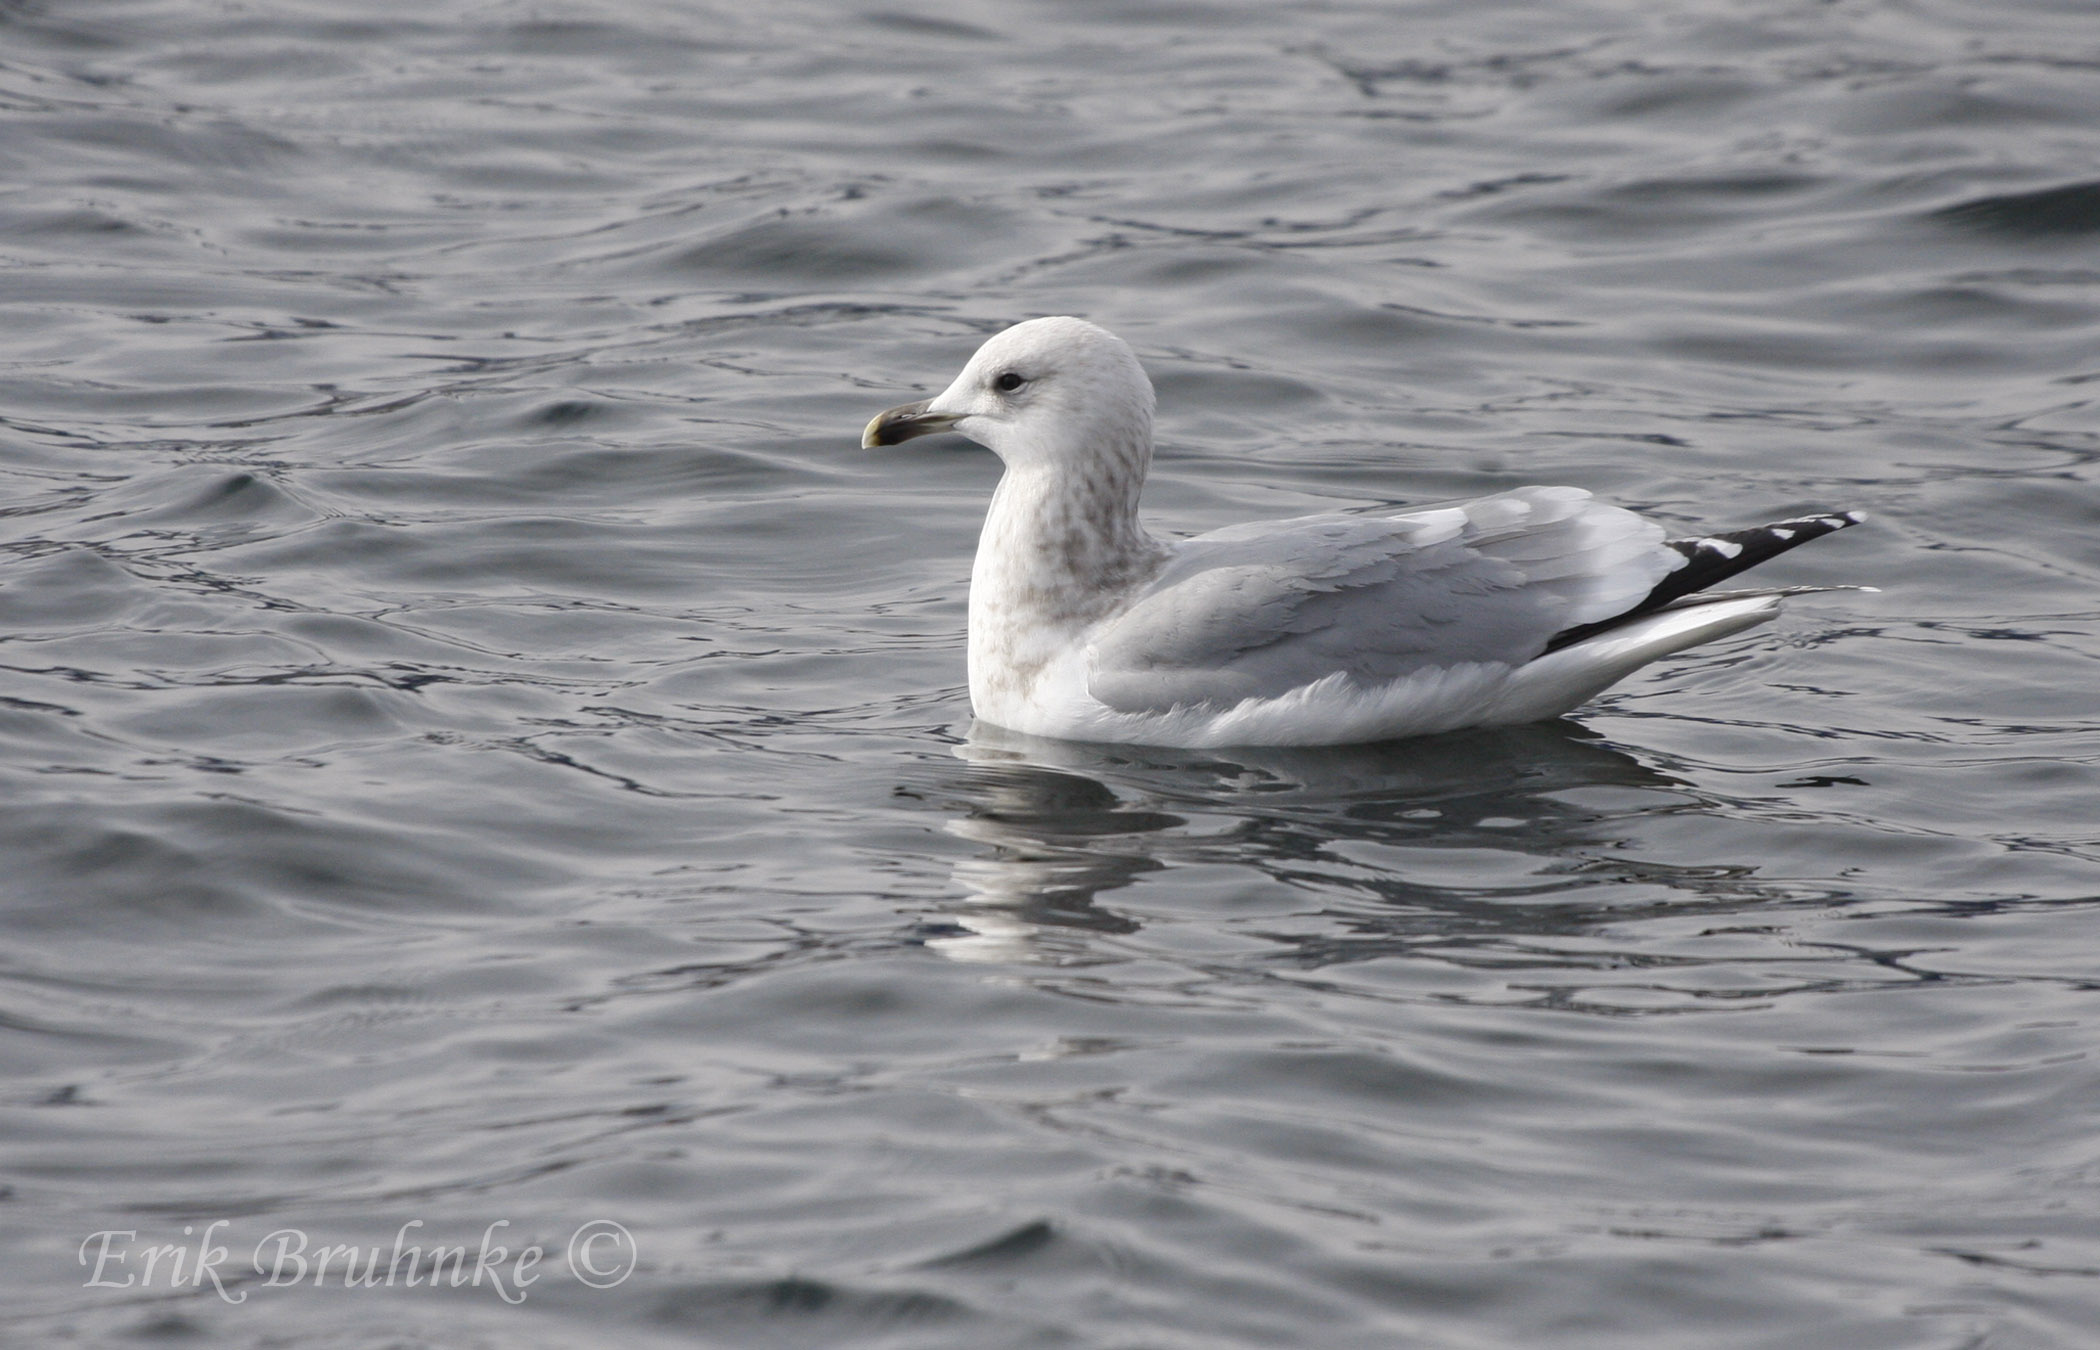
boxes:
[1087,486,1682,712]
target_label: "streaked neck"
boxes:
[968,452,1164,709]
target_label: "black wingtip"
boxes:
[1544,509,1865,652]
[1652,510,1865,608]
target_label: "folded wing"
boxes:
[1087,486,1684,713]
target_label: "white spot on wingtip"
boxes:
[1698,537,1744,558]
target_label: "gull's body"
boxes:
[864,316,1863,748]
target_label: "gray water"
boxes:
[5,0,2099,1345]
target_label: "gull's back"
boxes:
[1072,486,1862,745]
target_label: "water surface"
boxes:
[4,1,2099,1346]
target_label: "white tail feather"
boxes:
[1486,593,1794,724]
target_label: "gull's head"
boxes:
[861,316,1155,472]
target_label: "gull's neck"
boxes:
[968,437,1165,718]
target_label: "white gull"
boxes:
[863,316,1865,748]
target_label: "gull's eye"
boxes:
[994,371,1026,393]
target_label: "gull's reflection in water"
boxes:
[935,764,1167,963]
[923,719,1688,963]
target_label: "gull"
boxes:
[863,317,1865,748]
